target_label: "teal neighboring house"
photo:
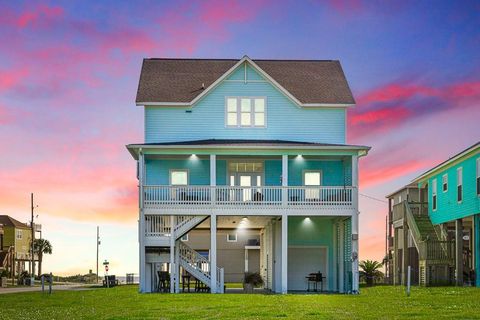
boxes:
[127,56,370,294]
[413,142,480,286]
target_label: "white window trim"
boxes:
[225,96,267,128]
[476,158,480,196]
[432,178,437,211]
[442,174,448,192]
[227,233,238,242]
[180,234,189,242]
[169,169,189,186]
[16,230,22,239]
[457,167,463,203]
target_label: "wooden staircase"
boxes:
[144,215,224,292]
[405,202,455,286]
[178,241,224,293]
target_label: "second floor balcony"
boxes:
[128,139,369,216]
[142,185,355,215]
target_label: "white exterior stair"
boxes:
[178,241,224,293]
[174,216,208,240]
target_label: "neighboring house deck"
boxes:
[128,56,370,294]
[386,141,480,287]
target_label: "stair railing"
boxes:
[178,241,224,291]
[404,202,423,245]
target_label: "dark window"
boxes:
[477,177,479,196]
[457,185,463,202]
[433,195,437,210]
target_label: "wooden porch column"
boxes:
[281,214,288,294]
[138,150,146,292]
[455,218,464,286]
[170,215,175,293]
[175,241,180,293]
[393,227,398,285]
[282,155,288,206]
[210,154,216,205]
[402,223,409,286]
[338,220,345,293]
[475,214,480,287]
[351,155,359,293]
[210,214,217,293]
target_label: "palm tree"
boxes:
[33,239,52,277]
[359,260,383,286]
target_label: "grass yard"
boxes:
[0,285,479,319]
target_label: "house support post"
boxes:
[455,218,464,286]
[402,223,409,286]
[282,155,288,206]
[281,214,288,294]
[210,214,217,293]
[351,155,359,293]
[175,240,180,293]
[338,220,345,293]
[170,215,175,293]
[393,227,398,285]
[475,214,480,287]
[210,154,216,205]
[138,150,146,292]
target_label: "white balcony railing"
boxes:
[143,185,354,211]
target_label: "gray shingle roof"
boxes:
[128,139,369,149]
[136,58,355,105]
[0,215,30,229]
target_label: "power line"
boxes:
[359,193,388,204]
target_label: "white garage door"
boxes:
[288,247,328,291]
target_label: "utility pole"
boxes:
[30,193,35,279]
[96,226,100,284]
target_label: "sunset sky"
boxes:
[1,1,479,276]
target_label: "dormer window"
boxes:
[226,97,266,127]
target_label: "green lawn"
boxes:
[0,285,479,319]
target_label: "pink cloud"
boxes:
[0,67,29,91]
[349,80,480,142]
[360,158,434,188]
[16,4,64,28]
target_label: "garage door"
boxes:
[288,247,328,291]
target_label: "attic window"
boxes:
[226,97,266,128]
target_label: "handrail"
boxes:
[143,185,355,209]
[178,241,224,290]
[404,201,423,245]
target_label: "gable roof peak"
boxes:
[136,57,355,107]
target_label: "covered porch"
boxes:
[143,215,355,294]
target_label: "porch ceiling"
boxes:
[197,216,278,229]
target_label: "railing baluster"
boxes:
[142,185,355,211]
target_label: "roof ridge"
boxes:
[144,58,338,62]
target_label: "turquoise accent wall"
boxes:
[145,158,351,187]
[427,152,480,224]
[145,64,346,144]
[265,160,282,186]
[288,217,336,291]
[146,159,229,186]
[289,159,350,186]
[145,159,210,185]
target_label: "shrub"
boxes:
[243,272,264,288]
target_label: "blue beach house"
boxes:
[127,56,370,293]
[413,142,480,286]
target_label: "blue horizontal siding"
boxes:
[428,153,480,224]
[145,64,346,144]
